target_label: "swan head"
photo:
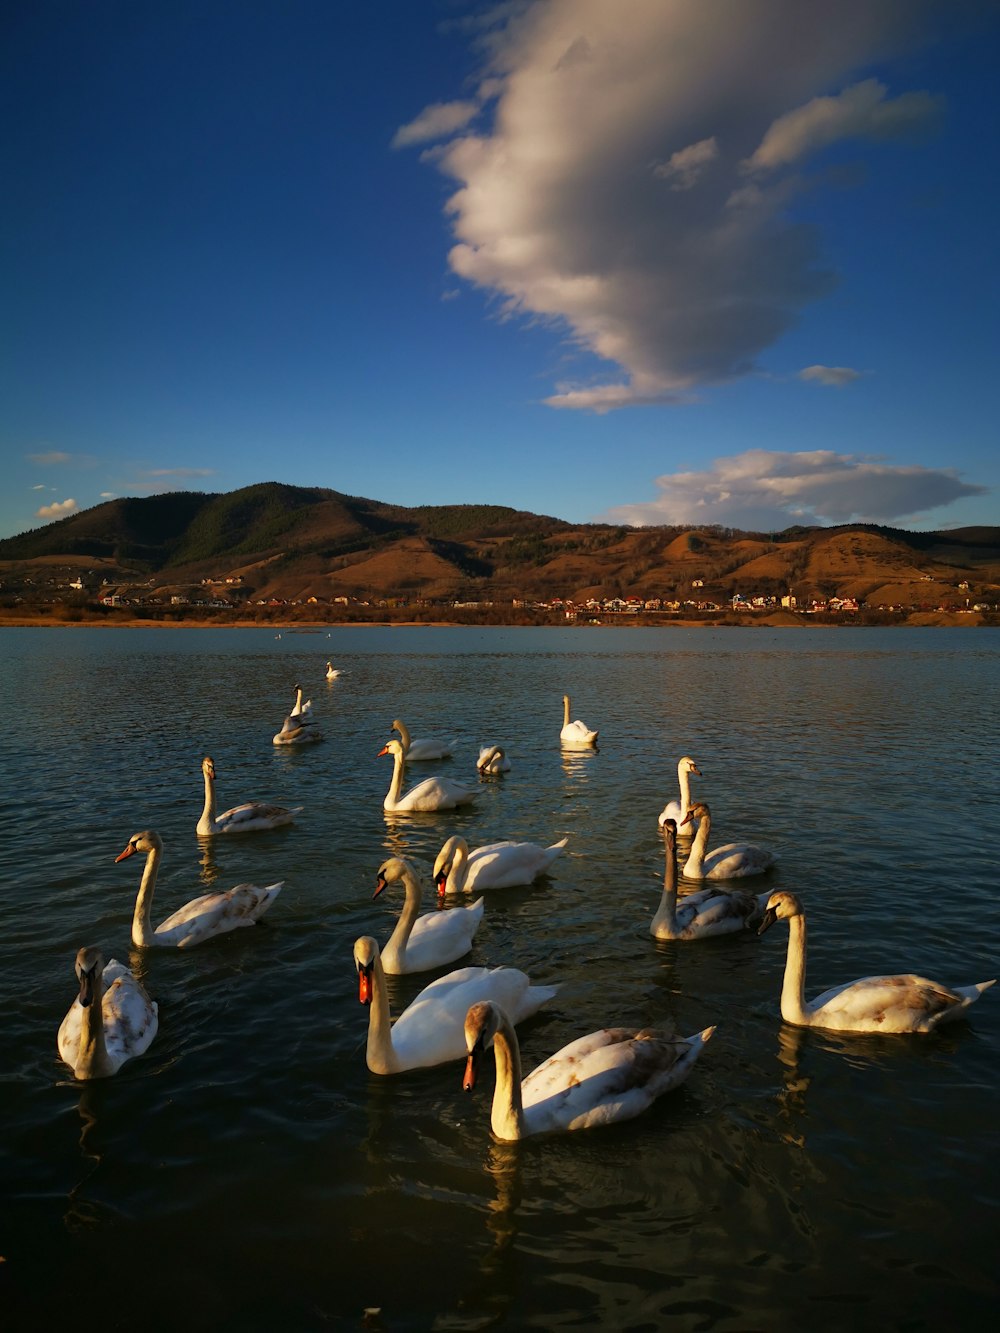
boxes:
[681,802,710,828]
[432,835,466,897]
[378,739,405,760]
[476,746,501,772]
[373,857,413,900]
[115,830,162,862]
[678,756,701,776]
[463,1000,503,1091]
[353,936,379,1004]
[202,756,216,780]
[757,890,804,935]
[74,946,105,1007]
[661,818,677,851]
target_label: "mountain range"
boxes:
[1,482,998,609]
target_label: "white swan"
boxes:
[197,756,302,835]
[680,802,775,880]
[325,661,341,680]
[391,718,458,762]
[433,834,569,897]
[560,694,598,749]
[374,856,484,974]
[462,1000,715,1140]
[378,739,478,813]
[354,935,558,1074]
[289,684,312,717]
[658,756,702,829]
[115,830,284,948]
[651,820,766,940]
[57,947,158,1079]
[758,891,995,1033]
[477,745,511,775]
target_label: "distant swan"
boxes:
[651,820,766,940]
[374,856,484,974]
[379,738,478,813]
[57,947,158,1079]
[758,891,995,1033]
[463,1000,714,1140]
[477,745,511,774]
[197,756,302,835]
[325,661,341,680]
[116,830,284,948]
[391,718,457,762]
[353,935,558,1074]
[560,694,598,749]
[658,756,702,829]
[434,834,568,897]
[680,802,775,880]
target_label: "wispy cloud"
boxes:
[141,468,217,479]
[798,364,865,387]
[36,498,78,521]
[400,0,938,409]
[27,451,72,466]
[100,491,117,499]
[392,100,481,148]
[30,484,46,491]
[601,449,988,529]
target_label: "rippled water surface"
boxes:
[2,626,998,1331]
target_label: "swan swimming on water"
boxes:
[477,745,511,775]
[325,661,340,680]
[374,856,484,974]
[197,756,302,835]
[680,802,775,880]
[757,891,995,1033]
[658,756,702,830]
[651,819,766,940]
[462,1000,715,1140]
[57,947,158,1079]
[433,834,568,896]
[353,935,558,1074]
[378,739,477,813]
[560,694,598,749]
[116,830,284,948]
[391,718,457,762]
[273,683,323,745]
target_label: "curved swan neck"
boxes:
[683,810,711,875]
[562,695,571,727]
[489,1011,526,1141]
[381,868,422,968]
[779,914,810,1025]
[197,765,215,835]
[652,837,679,935]
[677,762,692,811]
[132,845,162,947]
[394,720,412,752]
[447,840,469,893]
[364,950,400,1074]
[384,748,406,808]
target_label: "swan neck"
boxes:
[563,696,571,727]
[365,951,400,1074]
[490,1012,526,1141]
[197,767,215,835]
[683,811,710,876]
[394,720,412,752]
[448,841,469,893]
[780,914,810,1024]
[652,841,679,936]
[384,748,405,809]
[75,977,112,1078]
[381,869,422,969]
[677,763,691,811]
[132,845,161,947]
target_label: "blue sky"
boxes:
[3,0,998,540]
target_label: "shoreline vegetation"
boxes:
[1,605,994,630]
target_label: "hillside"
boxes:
[1,483,997,613]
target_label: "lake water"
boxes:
[2,625,997,1331]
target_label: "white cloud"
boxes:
[401,0,938,409]
[392,100,481,148]
[799,364,864,387]
[30,484,46,491]
[27,451,72,465]
[742,78,943,176]
[100,491,117,499]
[653,136,718,191]
[602,449,988,529]
[36,498,78,521]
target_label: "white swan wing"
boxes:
[406,736,458,761]
[807,974,990,1032]
[704,842,775,880]
[465,838,568,889]
[560,719,598,746]
[156,882,284,947]
[394,776,478,812]
[521,1027,713,1135]
[390,899,485,973]
[215,801,302,832]
[58,961,158,1074]
[676,889,760,937]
